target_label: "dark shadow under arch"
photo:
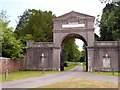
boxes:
[60,33,88,71]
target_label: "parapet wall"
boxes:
[94,41,118,47]
[23,41,53,70]
[27,41,53,48]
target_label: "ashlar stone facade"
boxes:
[24,11,119,71]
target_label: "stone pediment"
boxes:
[53,11,95,29]
[53,11,95,21]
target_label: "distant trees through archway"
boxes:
[60,34,88,71]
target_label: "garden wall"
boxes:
[0,57,22,74]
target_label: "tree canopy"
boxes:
[15,9,81,62]
[15,9,56,42]
[1,11,24,59]
[99,2,120,41]
[63,38,81,62]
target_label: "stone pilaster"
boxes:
[53,47,61,71]
[87,46,94,71]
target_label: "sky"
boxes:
[0,0,106,51]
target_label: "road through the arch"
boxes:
[2,65,118,88]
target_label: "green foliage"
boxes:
[15,9,55,42]
[94,33,100,41]
[2,22,24,59]
[14,9,56,56]
[63,39,81,62]
[82,62,86,71]
[15,9,81,62]
[99,2,120,41]
[2,31,24,59]
[80,43,86,63]
[0,11,24,59]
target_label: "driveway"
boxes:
[1,65,118,88]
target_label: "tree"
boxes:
[0,10,24,59]
[94,33,100,41]
[15,9,81,62]
[80,43,86,62]
[15,9,56,42]
[63,38,81,62]
[99,2,120,41]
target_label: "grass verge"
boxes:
[82,62,86,71]
[0,71,58,82]
[89,71,119,77]
[38,78,118,88]
[0,62,80,82]
[82,62,119,77]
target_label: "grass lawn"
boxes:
[89,71,119,77]
[38,78,118,88]
[0,71,58,82]
[64,62,80,71]
[82,62,86,71]
[82,62,119,77]
[0,62,80,82]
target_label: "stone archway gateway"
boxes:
[24,11,119,72]
[52,11,95,71]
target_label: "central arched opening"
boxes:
[60,33,88,72]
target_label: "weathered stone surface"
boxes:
[22,41,52,70]
[53,11,95,71]
[24,11,119,72]
[94,41,119,71]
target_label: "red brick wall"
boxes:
[0,57,22,74]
